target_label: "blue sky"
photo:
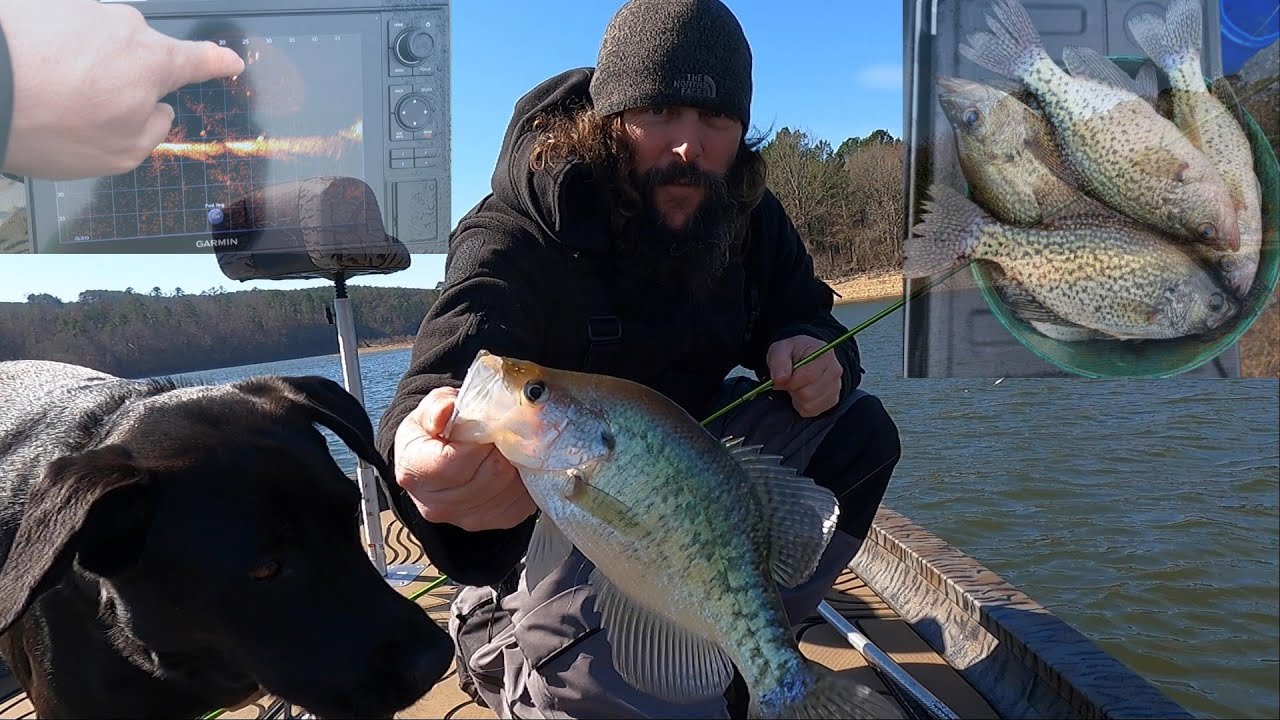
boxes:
[0,0,903,303]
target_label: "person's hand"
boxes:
[766,335,843,418]
[0,0,246,180]
[392,386,536,532]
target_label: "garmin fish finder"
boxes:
[20,0,451,255]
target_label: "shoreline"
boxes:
[342,272,1276,377]
[353,341,416,354]
[826,271,903,304]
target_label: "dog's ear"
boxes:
[0,445,152,635]
[233,375,390,476]
[232,375,436,549]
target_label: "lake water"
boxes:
[176,299,1279,719]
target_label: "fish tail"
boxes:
[758,661,905,720]
[903,184,991,278]
[960,0,1046,80]
[1135,61,1159,105]
[1128,0,1202,72]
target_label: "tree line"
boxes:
[0,285,437,378]
[759,127,904,278]
[0,128,905,377]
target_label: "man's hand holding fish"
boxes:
[392,386,535,533]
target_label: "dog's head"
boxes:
[0,375,452,718]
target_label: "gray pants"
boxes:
[449,380,871,719]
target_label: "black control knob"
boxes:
[393,29,435,66]
[395,94,432,131]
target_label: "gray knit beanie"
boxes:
[589,0,753,131]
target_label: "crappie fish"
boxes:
[444,350,903,720]
[987,265,1110,342]
[1128,0,1263,296]
[936,75,1103,225]
[904,184,1238,340]
[959,0,1241,252]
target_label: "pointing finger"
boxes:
[155,36,246,95]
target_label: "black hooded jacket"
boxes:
[374,68,863,587]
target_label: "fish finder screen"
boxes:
[49,32,365,247]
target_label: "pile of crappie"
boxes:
[905,0,1266,343]
[445,350,905,720]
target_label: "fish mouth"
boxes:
[935,75,972,96]
[443,351,571,470]
[444,350,508,443]
[935,75,984,125]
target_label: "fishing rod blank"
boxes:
[818,600,961,720]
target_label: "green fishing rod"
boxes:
[197,265,965,720]
[700,264,965,426]
[698,263,967,720]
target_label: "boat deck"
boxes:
[1,510,998,719]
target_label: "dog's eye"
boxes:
[249,559,281,581]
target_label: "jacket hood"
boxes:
[490,67,612,253]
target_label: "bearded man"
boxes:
[374,1,902,716]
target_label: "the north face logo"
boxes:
[672,73,717,99]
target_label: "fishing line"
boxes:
[700,263,967,427]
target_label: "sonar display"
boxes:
[51,32,366,247]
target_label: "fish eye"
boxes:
[1220,256,1237,272]
[523,380,548,403]
[1199,222,1217,240]
[1208,293,1225,312]
[963,108,980,126]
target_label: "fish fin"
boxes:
[986,77,1042,110]
[903,183,992,279]
[760,662,906,720]
[1130,143,1191,183]
[1135,61,1161,105]
[1023,109,1085,190]
[1166,0,1203,57]
[563,468,646,540]
[1042,194,1113,222]
[958,0,1045,80]
[1104,297,1163,329]
[982,77,1025,96]
[1127,0,1202,71]
[525,514,575,590]
[989,268,1077,324]
[1062,46,1143,96]
[589,567,736,703]
[989,270,1108,342]
[723,438,839,589]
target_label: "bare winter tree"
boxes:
[761,127,904,279]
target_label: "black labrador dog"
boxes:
[0,360,453,719]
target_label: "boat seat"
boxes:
[212,176,411,283]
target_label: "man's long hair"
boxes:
[528,103,768,303]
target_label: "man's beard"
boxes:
[613,162,741,308]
